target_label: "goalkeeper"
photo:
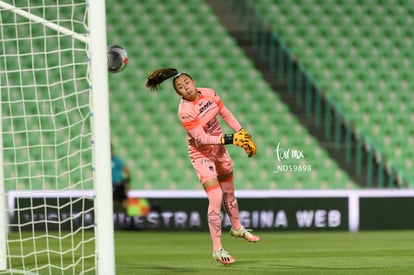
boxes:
[146,68,259,265]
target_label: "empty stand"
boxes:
[252,0,414,186]
[2,0,360,191]
[106,0,358,190]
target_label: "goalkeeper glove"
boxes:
[221,129,257,158]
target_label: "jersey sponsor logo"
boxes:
[198,100,213,115]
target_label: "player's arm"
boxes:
[186,124,223,145]
[209,90,243,132]
[219,105,242,132]
[218,102,256,157]
[185,120,256,157]
[180,104,223,145]
[221,129,257,158]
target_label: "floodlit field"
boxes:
[115,230,414,274]
[4,230,414,274]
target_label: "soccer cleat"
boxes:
[212,248,235,265]
[230,226,260,242]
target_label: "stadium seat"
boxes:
[252,0,414,186]
[2,0,358,191]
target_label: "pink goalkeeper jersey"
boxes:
[178,87,242,153]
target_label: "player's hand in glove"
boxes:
[221,128,257,158]
[235,129,257,157]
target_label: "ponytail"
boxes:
[145,68,179,91]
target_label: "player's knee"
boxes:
[206,184,223,206]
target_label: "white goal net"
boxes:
[0,1,114,274]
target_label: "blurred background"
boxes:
[106,0,413,191]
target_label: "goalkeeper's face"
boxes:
[174,74,199,101]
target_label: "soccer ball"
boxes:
[107,45,128,73]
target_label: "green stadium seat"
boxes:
[0,0,360,191]
[252,0,414,186]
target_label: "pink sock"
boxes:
[220,176,242,230]
[206,185,223,252]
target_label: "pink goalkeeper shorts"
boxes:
[189,144,233,184]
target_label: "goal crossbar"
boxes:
[0,1,89,44]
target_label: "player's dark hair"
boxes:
[145,68,191,91]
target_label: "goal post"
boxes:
[0,110,6,271]
[88,0,116,274]
[0,0,115,274]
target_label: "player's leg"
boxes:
[204,180,234,264]
[121,179,130,210]
[216,150,260,242]
[217,172,241,229]
[219,174,260,242]
[193,155,235,264]
[113,183,126,211]
[215,148,241,228]
[204,181,223,254]
[204,180,235,264]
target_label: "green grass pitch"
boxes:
[5,230,414,274]
[116,230,414,274]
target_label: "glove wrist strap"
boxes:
[222,134,234,145]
